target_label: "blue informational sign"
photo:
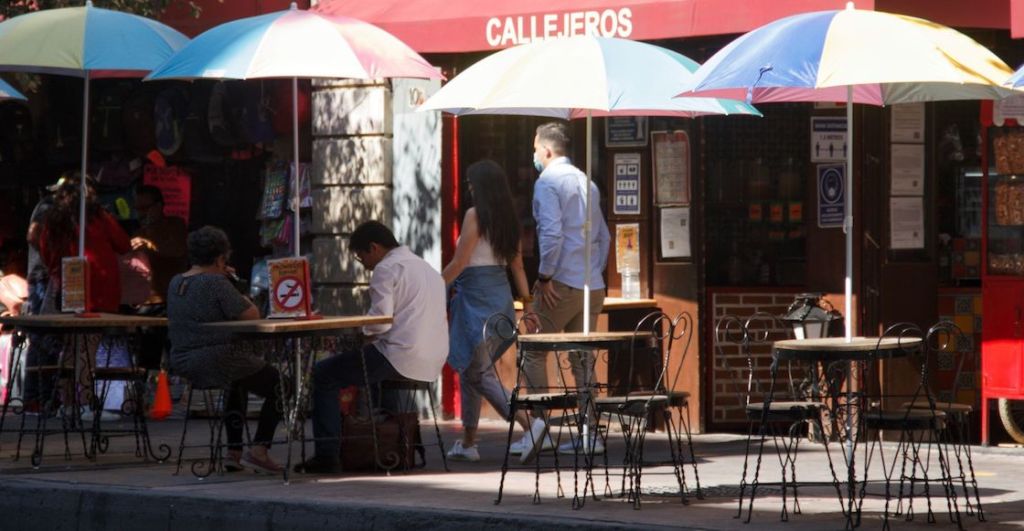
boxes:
[818,163,845,228]
[613,153,641,215]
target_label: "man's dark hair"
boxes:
[136,185,164,206]
[187,226,231,266]
[350,221,400,252]
[536,122,571,156]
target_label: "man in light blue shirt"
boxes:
[515,121,610,463]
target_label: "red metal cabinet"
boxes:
[980,123,1024,443]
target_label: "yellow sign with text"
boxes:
[61,257,88,313]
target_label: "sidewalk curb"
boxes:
[0,478,703,531]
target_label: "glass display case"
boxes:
[986,128,1024,277]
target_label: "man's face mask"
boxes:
[533,152,544,173]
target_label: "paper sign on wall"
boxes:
[143,165,191,224]
[615,223,641,272]
[652,131,690,205]
[659,207,690,259]
[61,257,88,313]
[268,257,312,318]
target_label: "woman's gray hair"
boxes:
[187,226,231,266]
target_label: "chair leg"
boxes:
[678,403,703,499]
[174,387,194,475]
[493,402,519,506]
[425,383,448,472]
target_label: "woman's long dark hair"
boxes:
[466,160,521,265]
[43,177,102,254]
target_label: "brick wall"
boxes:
[708,291,799,428]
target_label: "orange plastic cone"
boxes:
[149,369,172,420]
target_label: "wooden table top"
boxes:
[0,313,167,329]
[514,297,658,312]
[773,336,922,361]
[518,331,650,350]
[201,315,392,335]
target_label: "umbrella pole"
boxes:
[293,77,301,258]
[78,72,90,258]
[844,86,853,341]
[583,111,593,335]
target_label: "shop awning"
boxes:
[311,0,880,53]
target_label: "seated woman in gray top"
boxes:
[167,226,283,474]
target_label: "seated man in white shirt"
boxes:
[295,221,448,474]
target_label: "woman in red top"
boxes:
[39,178,130,313]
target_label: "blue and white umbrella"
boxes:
[0,78,26,100]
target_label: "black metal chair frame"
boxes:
[593,310,703,509]
[721,312,845,524]
[173,382,251,478]
[852,322,968,531]
[492,311,586,508]
[360,376,449,474]
[1,327,168,467]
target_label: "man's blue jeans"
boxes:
[311,344,402,460]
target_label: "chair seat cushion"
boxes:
[744,401,825,421]
[899,400,972,415]
[864,409,946,430]
[515,392,578,409]
[594,394,670,416]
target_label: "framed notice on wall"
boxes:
[652,130,690,205]
[658,206,691,260]
[612,153,641,216]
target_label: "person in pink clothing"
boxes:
[39,176,130,313]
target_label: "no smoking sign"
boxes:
[268,257,312,318]
[274,275,305,310]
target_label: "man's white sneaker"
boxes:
[557,436,605,456]
[519,418,551,464]
[446,440,480,462]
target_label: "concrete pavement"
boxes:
[0,414,1022,530]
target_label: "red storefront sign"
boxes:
[313,0,878,53]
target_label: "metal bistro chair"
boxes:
[493,311,585,508]
[854,323,965,531]
[366,378,448,473]
[593,310,702,509]
[173,382,245,478]
[899,321,984,523]
[720,312,845,524]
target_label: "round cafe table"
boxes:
[771,336,922,524]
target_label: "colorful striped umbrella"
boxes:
[421,35,760,333]
[680,4,1015,340]
[0,1,188,259]
[147,2,442,257]
[0,78,25,100]
[421,35,759,119]
[1005,65,1024,88]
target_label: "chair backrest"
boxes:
[924,320,973,405]
[867,322,926,409]
[619,310,673,397]
[664,311,695,395]
[714,312,787,408]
